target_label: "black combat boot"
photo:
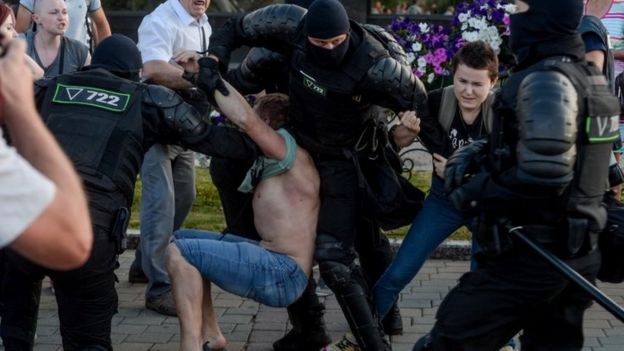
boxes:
[382,302,403,336]
[273,278,332,351]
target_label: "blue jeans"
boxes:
[373,176,479,319]
[139,144,196,299]
[174,229,309,307]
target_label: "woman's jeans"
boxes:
[373,176,479,319]
[174,229,309,307]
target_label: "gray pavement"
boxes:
[8,249,624,351]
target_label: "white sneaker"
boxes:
[319,333,360,351]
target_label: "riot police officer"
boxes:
[203,0,435,349]
[217,41,407,351]
[0,34,258,351]
[414,1,621,349]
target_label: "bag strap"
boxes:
[85,0,94,53]
[482,90,495,134]
[438,85,457,133]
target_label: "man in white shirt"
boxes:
[133,0,211,316]
[0,37,91,270]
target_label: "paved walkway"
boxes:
[10,250,624,351]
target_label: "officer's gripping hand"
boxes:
[448,172,487,214]
[197,57,230,97]
[444,138,488,193]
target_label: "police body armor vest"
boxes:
[493,58,620,233]
[288,22,389,154]
[40,69,145,213]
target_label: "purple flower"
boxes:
[386,1,513,88]
[423,52,435,64]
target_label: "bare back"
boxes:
[253,147,319,276]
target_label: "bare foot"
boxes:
[202,335,227,350]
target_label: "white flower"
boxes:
[503,4,517,14]
[462,31,479,42]
[427,73,435,84]
[419,23,430,33]
[407,52,416,65]
[468,17,487,30]
[458,12,469,23]
[417,57,427,68]
[411,42,422,52]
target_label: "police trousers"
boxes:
[425,241,601,350]
[0,226,118,351]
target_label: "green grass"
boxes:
[129,167,472,241]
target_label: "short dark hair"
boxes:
[253,93,289,128]
[452,41,499,82]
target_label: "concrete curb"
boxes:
[126,231,472,260]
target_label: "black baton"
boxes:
[508,226,624,323]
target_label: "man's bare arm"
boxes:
[214,80,287,160]
[1,39,92,270]
[15,4,32,33]
[89,8,111,44]
[143,60,193,90]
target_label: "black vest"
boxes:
[40,69,146,217]
[288,22,388,154]
[492,58,620,233]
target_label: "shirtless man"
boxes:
[166,80,320,351]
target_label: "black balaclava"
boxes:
[303,0,350,68]
[90,34,143,81]
[510,0,584,67]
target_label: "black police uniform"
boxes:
[219,36,407,349]
[415,1,621,350]
[207,3,434,349]
[0,55,257,351]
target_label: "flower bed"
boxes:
[388,0,516,89]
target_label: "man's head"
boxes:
[510,0,584,59]
[179,0,210,21]
[32,0,68,36]
[253,93,289,129]
[91,34,143,81]
[304,0,350,67]
[452,41,499,113]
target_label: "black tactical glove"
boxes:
[448,172,487,214]
[197,57,230,97]
[444,138,488,193]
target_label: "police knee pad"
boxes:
[318,260,352,292]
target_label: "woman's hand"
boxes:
[433,153,447,179]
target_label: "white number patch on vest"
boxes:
[52,83,131,112]
[586,115,620,143]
